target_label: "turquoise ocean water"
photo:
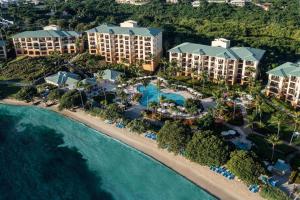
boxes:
[0,104,216,200]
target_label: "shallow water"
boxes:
[0,104,216,200]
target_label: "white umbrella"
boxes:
[157,108,162,112]
[163,102,169,107]
[170,103,175,107]
[161,109,167,113]
[221,131,229,136]
[122,83,127,86]
[228,130,236,135]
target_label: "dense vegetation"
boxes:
[58,89,87,110]
[157,120,192,154]
[227,150,265,185]
[186,130,230,166]
[2,0,300,79]
[260,185,291,200]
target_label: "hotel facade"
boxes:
[168,38,265,85]
[266,62,300,108]
[86,20,162,71]
[12,30,83,57]
[0,40,7,60]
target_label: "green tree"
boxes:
[15,86,37,101]
[260,185,290,200]
[48,89,64,101]
[58,89,86,110]
[127,119,150,134]
[227,150,265,185]
[157,121,191,155]
[100,103,123,121]
[270,111,288,138]
[186,131,230,166]
[267,134,280,162]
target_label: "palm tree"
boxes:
[270,111,288,138]
[156,79,162,102]
[267,134,280,162]
[292,111,300,132]
[199,71,208,91]
[245,113,257,134]
[95,70,107,103]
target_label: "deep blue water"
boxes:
[137,84,185,107]
[0,104,216,200]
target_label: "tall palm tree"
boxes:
[292,111,300,132]
[245,113,257,134]
[270,111,288,138]
[199,71,208,91]
[267,134,280,162]
[156,79,162,102]
[95,70,107,103]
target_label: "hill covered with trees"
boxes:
[2,0,300,79]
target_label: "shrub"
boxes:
[127,119,150,134]
[48,89,64,101]
[157,121,192,154]
[15,86,37,101]
[186,131,230,166]
[260,185,290,200]
[227,150,265,185]
[99,103,123,121]
[58,89,87,110]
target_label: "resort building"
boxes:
[115,0,150,5]
[45,71,81,89]
[192,1,201,7]
[12,29,83,57]
[266,62,300,108]
[86,20,162,72]
[168,38,265,85]
[0,40,7,60]
[166,0,178,3]
[229,0,251,7]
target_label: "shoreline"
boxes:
[0,98,264,200]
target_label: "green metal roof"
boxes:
[12,30,81,39]
[45,71,81,87]
[86,24,161,37]
[0,40,6,46]
[168,42,265,62]
[267,62,300,78]
[230,47,266,62]
[102,69,124,81]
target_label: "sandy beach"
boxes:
[0,98,264,200]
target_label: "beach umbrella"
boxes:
[163,102,169,107]
[221,131,229,136]
[122,83,127,87]
[157,108,162,112]
[170,103,175,107]
[228,130,236,135]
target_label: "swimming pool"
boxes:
[137,84,185,107]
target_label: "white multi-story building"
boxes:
[115,0,150,5]
[166,0,178,3]
[266,62,300,108]
[229,0,251,7]
[86,20,162,72]
[12,29,83,57]
[168,38,265,85]
[206,0,251,7]
[0,40,7,60]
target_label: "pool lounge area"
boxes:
[137,84,186,107]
